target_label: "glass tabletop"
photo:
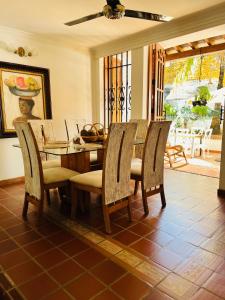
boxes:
[13,139,145,156]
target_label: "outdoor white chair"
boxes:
[194,128,213,158]
[190,127,204,135]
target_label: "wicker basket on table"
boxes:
[80,123,106,143]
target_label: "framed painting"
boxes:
[0,61,52,138]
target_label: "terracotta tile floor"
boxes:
[0,169,225,299]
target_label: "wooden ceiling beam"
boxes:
[166,42,225,61]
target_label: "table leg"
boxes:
[61,152,91,173]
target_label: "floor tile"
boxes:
[175,258,213,285]
[157,273,199,299]
[112,273,151,300]
[19,273,58,300]
[191,288,223,300]
[5,223,31,237]
[129,223,153,236]
[113,230,140,245]
[14,230,42,246]
[65,273,105,300]
[203,272,225,298]
[7,260,43,285]
[131,238,161,257]
[165,238,198,258]
[23,238,54,256]
[136,261,169,286]
[60,239,89,256]
[93,289,121,300]
[91,260,126,285]
[146,230,174,247]
[75,248,105,269]
[48,259,84,285]
[47,230,75,245]
[0,248,30,270]
[44,290,72,300]
[150,248,183,270]
[143,289,174,300]
[35,248,68,269]
[0,239,18,255]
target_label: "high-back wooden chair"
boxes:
[129,119,148,159]
[70,122,137,234]
[29,119,61,169]
[15,122,79,218]
[131,121,171,214]
[64,119,86,142]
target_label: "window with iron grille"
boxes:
[103,51,131,128]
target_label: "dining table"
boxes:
[14,139,145,173]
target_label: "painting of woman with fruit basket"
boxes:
[0,62,52,138]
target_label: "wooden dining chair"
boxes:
[131,121,171,214]
[29,119,61,169]
[129,119,149,159]
[64,119,98,166]
[15,122,79,218]
[70,122,137,234]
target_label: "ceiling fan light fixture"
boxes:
[103,4,125,19]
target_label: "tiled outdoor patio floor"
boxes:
[0,169,225,299]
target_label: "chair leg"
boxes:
[168,156,173,168]
[103,205,111,234]
[22,192,29,219]
[160,184,166,208]
[134,180,139,195]
[45,190,51,206]
[141,186,149,215]
[127,196,132,222]
[183,151,188,164]
[71,185,78,219]
[38,199,44,218]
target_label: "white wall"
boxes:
[0,27,91,181]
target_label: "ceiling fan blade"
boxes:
[65,12,103,26]
[124,9,172,22]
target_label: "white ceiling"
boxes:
[0,0,225,49]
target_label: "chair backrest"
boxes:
[175,128,189,135]
[64,119,86,141]
[191,127,204,135]
[29,119,55,145]
[102,122,137,205]
[129,119,148,158]
[14,122,44,200]
[142,121,171,190]
[203,128,213,143]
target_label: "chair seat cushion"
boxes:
[44,167,79,185]
[42,159,61,169]
[70,170,102,189]
[131,158,142,176]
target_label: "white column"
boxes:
[131,47,148,119]
[219,110,225,192]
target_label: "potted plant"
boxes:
[191,105,219,129]
[192,86,212,106]
[164,103,177,120]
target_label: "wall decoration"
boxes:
[0,61,52,138]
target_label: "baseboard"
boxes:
[0,176,25,187]
[217,189,225,198]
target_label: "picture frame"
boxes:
[0,61,52,138]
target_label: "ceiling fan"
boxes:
[65,0,172,26]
